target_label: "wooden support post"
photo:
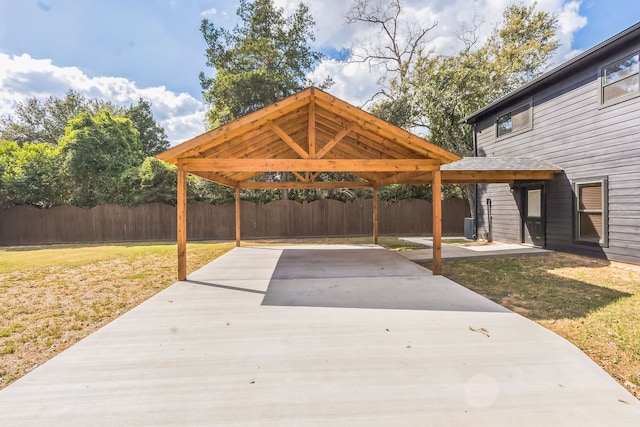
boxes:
[372,187,379,244]
[177,167,187,281]
[432,169,442,275]
[235,187,241,247]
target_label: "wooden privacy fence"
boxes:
[0,198,470,246]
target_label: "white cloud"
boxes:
[556,1,588,61]
[0,53,206,145]
[200,8,217,18]
[558,1,588,34]
[308,59,380,106]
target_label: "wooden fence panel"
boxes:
[0,199,469,246]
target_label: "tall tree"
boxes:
[199,0,331,128]
[126,99,170,156]
[59,109,143,207]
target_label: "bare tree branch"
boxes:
[346,0,437,88]
[456,13,485,53]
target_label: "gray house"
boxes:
[462,22,640,265]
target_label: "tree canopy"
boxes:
[126,98,170,157]
[0,140,66,208]
[59,109,143,207]
[0,90,95,146]
[0,91,187,208]
[199,0,332,128]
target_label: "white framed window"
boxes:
[575,178,608,246]
[496,102,531,138]
[601,52,640,105]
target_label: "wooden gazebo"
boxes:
[156,87,560,280]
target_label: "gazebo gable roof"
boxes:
[156,87,461,188]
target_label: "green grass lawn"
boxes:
[0,243,180,274]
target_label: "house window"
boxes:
[496,103,531,137]
[575,179,608,246]
[527,189,542,218]
[602,52,640,104]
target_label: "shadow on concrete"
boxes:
[260,248,511,313]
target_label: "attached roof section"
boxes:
[374,157,562,185]
[443,157,561,171]
[156,87,461,189]
[462,21,640,124]
[442,157,562,183]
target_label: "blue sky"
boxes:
[573,1,640,47]
[1,0,639,143]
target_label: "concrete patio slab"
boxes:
[1,245,638,426]
[398,237,551,261]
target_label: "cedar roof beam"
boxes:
[308,100,316,157]
[291,171,308,182]
[267,121,309,159]
[189,171,240,188]
[179,158,441,173]
[374,171,439,185]
[316,122,355,158]
[240,181,372,189]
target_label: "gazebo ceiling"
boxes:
[156,87,461,189]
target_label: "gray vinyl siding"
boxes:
[476,185,520,243]
[475,40,640,265]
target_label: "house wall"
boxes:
[475,40,640,264]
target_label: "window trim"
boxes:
[574,178,608,247]
[600,51,640,107]
[495,101,532,140]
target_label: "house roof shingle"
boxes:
[442,157,562,172]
